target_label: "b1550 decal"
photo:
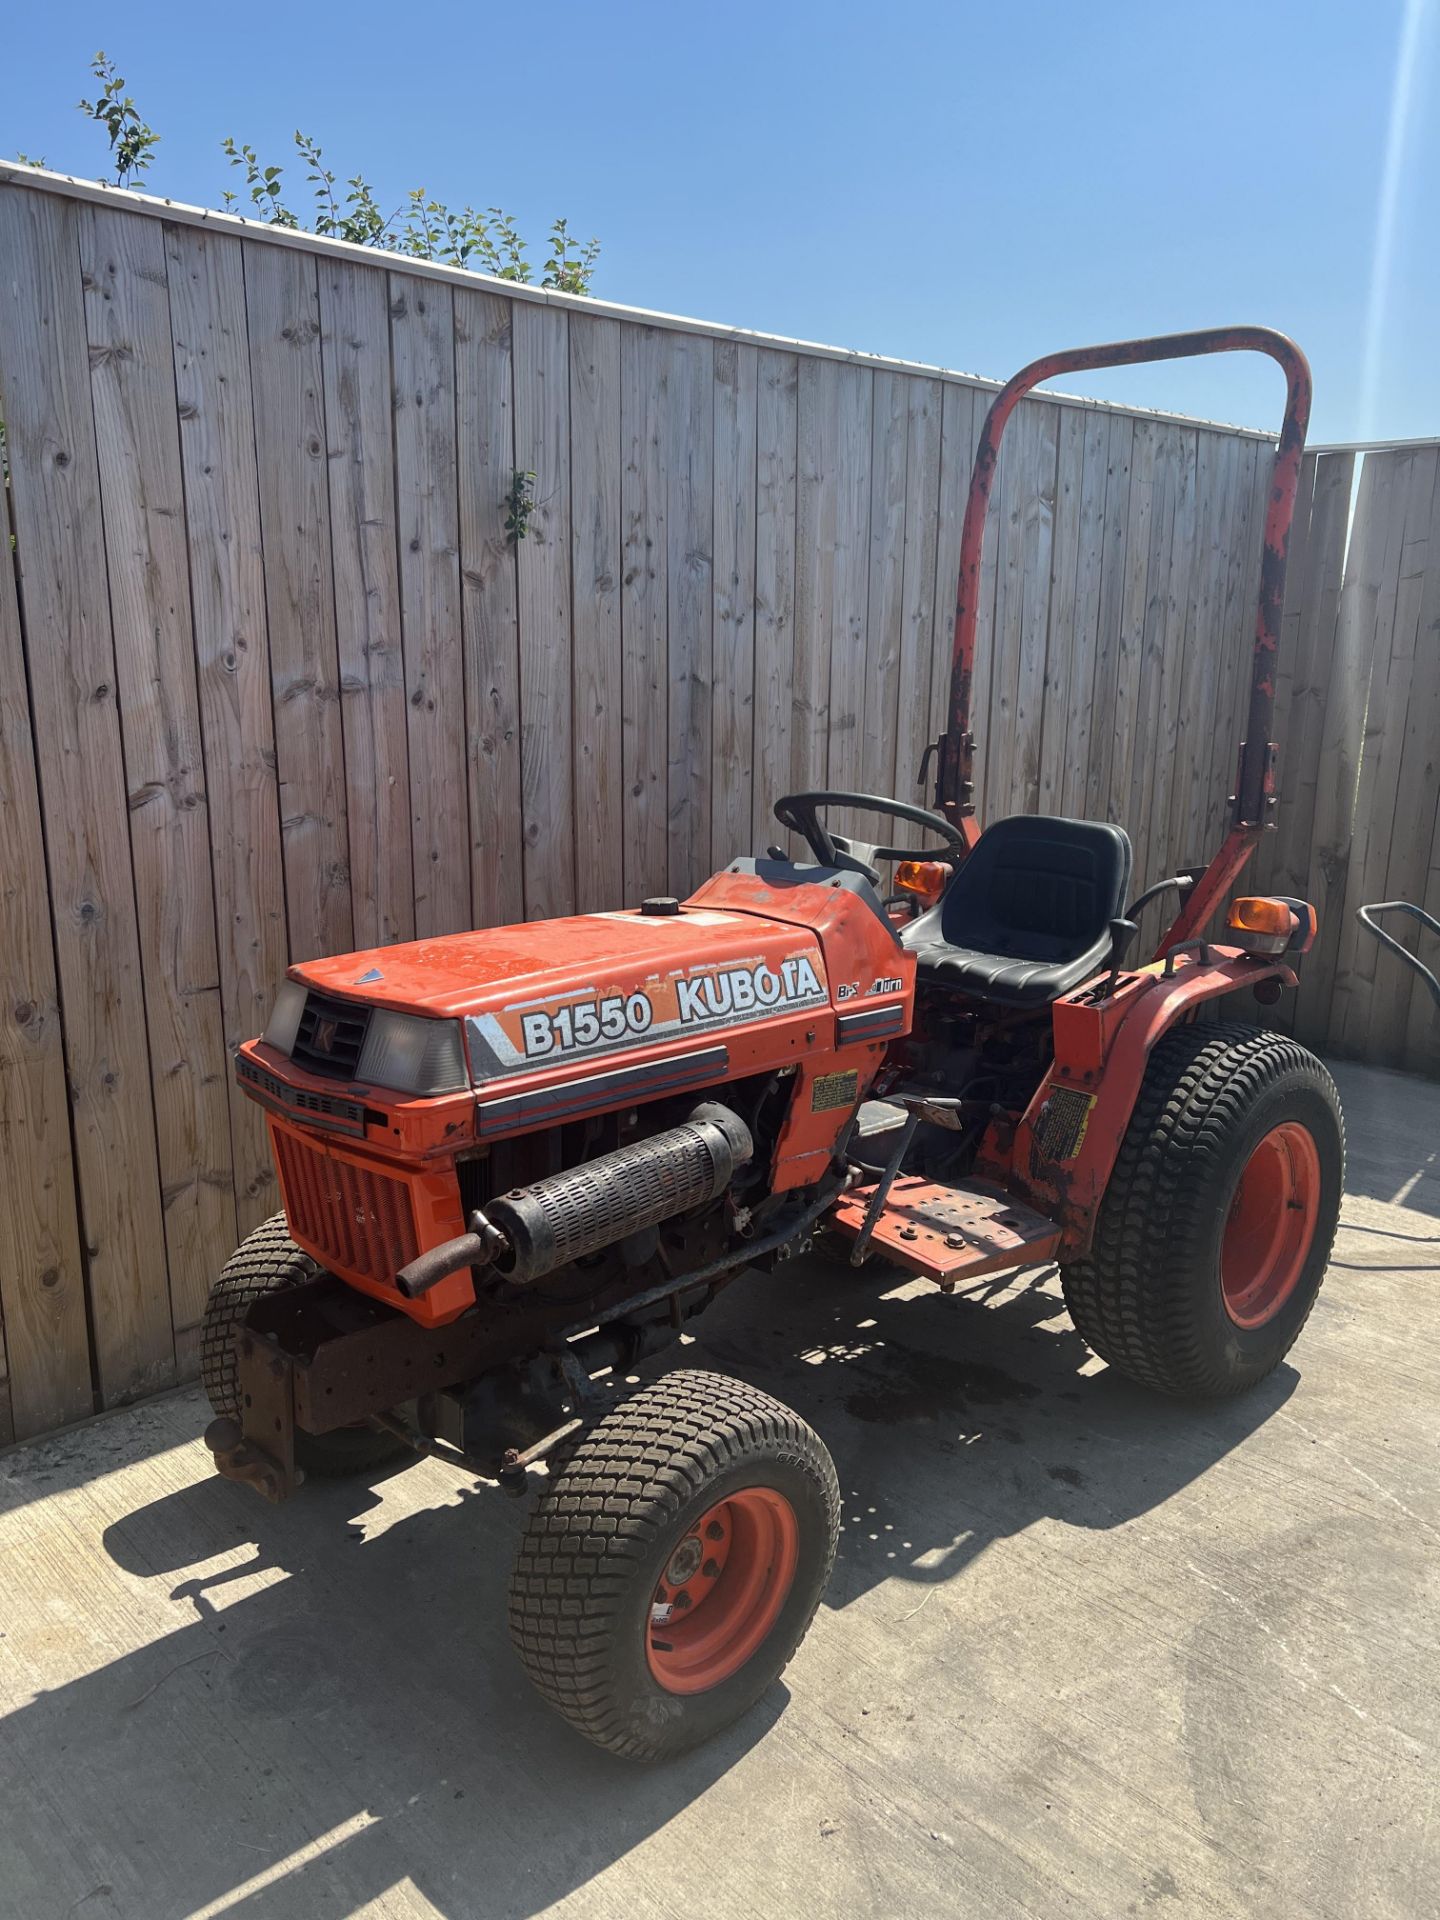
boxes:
[466,951,829,1080]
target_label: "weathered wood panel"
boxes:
[11,170,1440,1438]
[569,312,624,912]
[620,325,670,900]
[319,259,414,952]
[391,274,469,938]
[80,203,236,1370]
[455,287,525,929]
[711,340,758,871]
[751,350,799,853]
[245,241,353,962]
[0,186,174,1405]
[665,332,715,897]
[167,222,288,1240]
[0,385,91,1438]
[513,302,575,921]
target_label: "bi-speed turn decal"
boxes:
[466,950,829,1080]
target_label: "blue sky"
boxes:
[9,1,1437,443]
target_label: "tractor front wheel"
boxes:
[201,1214,412,1478]
[509,1368,839,1760]
[1060,1023,1343,1399]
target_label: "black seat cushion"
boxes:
[902,814,1133,1007]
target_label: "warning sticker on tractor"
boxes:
[810,1069,860,1113]
[466,951,830,1081]
[1031,1086,1096,1165]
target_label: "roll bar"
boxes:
[930,327,1313,849]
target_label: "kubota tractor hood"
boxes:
[291,904,833,1086]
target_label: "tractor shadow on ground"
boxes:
[7,1257,1295,1920]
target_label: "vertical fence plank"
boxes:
[621,325,669,899]
[455,288,525,929]
[1082,414,1135,826]
[0,186,173,1402]
[666,333,715,897]
[168,222,288,1238]
[1169,433,1242,891]
[1122,426,1184,912]
[319,259,413,952]
[983,400,1031,814]
[892,375,942,807]
[922,381,980,805]
[1037,407,1085,819]
[1347,446,1440,1064]
[513,301,575,920]
[391,274,469,937]
[1280,453,1354,899]
[80,204,236,1369]
[1132,426,1195,939]
[1105,418,1160,829]
[1398,469,1440,1072]
[1012,402,1060,816]
[751,350,798,851]
[1378,454,1440,1063]
[1054,411,1111,818]
[568,312,624,912]
[1200,437,1263,869]
[1332,450,1437,1059]
[858,370,909,813]
[0,361,90,1436]
[1253,450,1320,900]
[245,242,353,963]
[795,359,871,802]
[815,363,873,803]
[711,340,758,871]
[1292,448,1369,1051]
[1406,797,1440,1074]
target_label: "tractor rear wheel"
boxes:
[1060,1023,1343,1399]
[509,1368,839,1760]
[202,1214,411,1477]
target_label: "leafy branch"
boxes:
[16,50,600,297]
[502,470,538,544]
[78,51,159,188]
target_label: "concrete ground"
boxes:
[1,1058,1436,1920]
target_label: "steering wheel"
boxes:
[772,790,966,881]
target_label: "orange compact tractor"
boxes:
[203,328,1343,1759]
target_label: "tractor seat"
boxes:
[902,814,1133,1007]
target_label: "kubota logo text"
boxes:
[465,949,831,1079]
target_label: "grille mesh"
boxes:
[274,1129,420,1284]
[291,993,370,1079]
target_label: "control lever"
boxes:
[1105,916,1140,994]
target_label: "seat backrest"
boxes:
[940,815,1133,960]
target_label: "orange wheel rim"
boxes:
[1221,1121,1321,1328]
[646,1487,800,1695]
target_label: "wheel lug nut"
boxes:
[706,1521,724,1540]
[702,1558,720,1578]
[673,1590,692,1611]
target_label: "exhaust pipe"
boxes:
[395,1102,752,1297]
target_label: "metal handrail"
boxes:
[1356,901,1440,1010]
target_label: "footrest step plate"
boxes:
[831,1175,1060,1284]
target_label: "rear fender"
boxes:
[980,947,1298,1257]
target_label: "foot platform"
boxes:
[830,1175,1060,1285]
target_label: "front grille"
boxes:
[274,1129,419,1285]
[291,992,371,1080]
[235,1054,367,1136]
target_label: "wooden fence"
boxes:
[1253,442,1440,1076]
[0,167,1434,1443]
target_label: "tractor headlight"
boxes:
[354,1011,468,1096]
[262,979,307,1056]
